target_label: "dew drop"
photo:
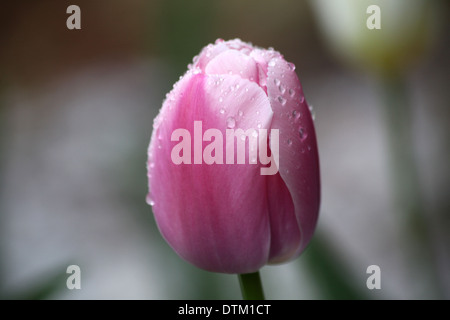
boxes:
[268,60,276,67]
[219,97,223,103]
[289,88,295,97]
[146,194,155,206]
[227,117,236,129]
[219,108,225,114]
[309,104,316,120]
[256,110,260,115]
[298,126,308,141]
[238,110,244,117]
[307,145,312,151]
[274,78,281,86]
[287,62,296,71]
[277,96,287,106]
[257,122,262,129]
[287,139,292,146]
[278,84,286,94]
[252,130,258,138]
[245,87,249,92]
[240,134,246,141]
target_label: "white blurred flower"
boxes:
[310,0,440,76]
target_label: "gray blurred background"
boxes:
[0,0,449,299]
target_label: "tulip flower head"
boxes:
[147,39,320,274]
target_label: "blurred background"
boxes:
[0,0,449,299]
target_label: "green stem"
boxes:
[379,75,442,298]
[238,271,265,300]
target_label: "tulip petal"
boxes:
[266,57,321,255]
[205,49,259,84]
[265,172,301,263]
[148,72,275,273]
[194,40,229,71]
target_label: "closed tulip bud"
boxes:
[147,39,320,274]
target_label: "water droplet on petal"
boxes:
[307,145,312,151]
[274,78,281,86]
[287,139,292,146]
[219,97,223,103]
[289,88,295,97]
[287,62,296,71]
[240,134,246,141]
[309,104,316,120]
[238,110,243,117]
[146,194,155,206]
[252,130,258,138]
[298,126,308,141]
[278,84,286,94]
[227,117,236,128]
[277,96,286,106]
[268,60,276,67]
[292,110,301,121]
[257,122,262,129]
[245,87,249,92]
[219,108,225,114]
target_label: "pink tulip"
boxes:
[147,39,320,274]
